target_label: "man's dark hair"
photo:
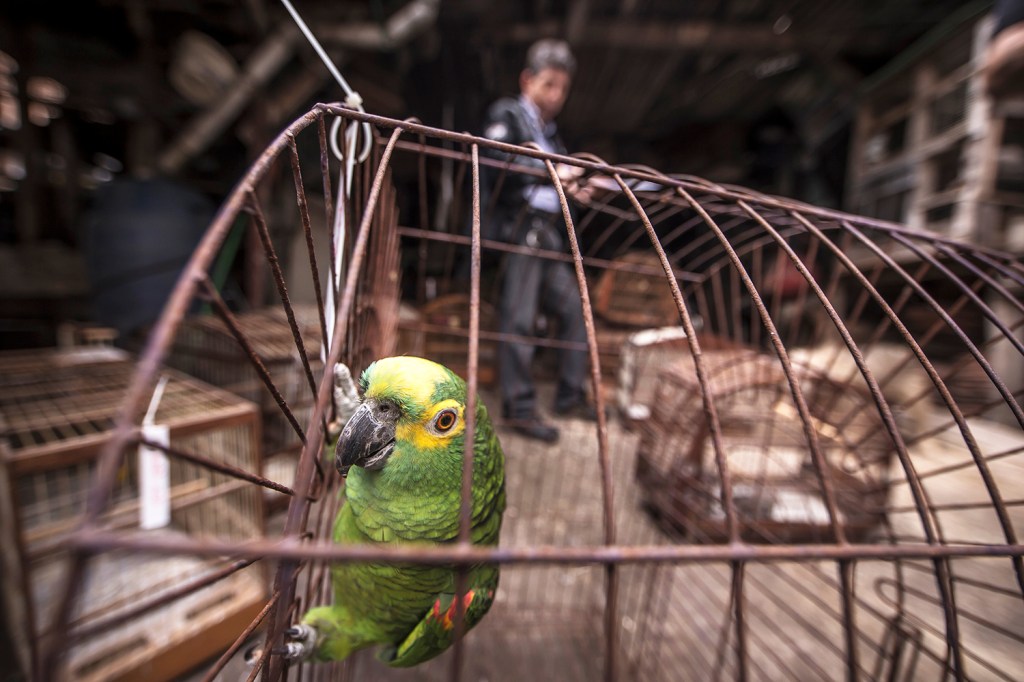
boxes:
[525,39,576,76]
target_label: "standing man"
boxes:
[482,39,595,443]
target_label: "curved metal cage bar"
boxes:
[34,104,1024,682]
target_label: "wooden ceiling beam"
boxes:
[316,0,440,50]
[156,24,297,175]
[620,51,685,131]
[502,20,886,53]
[566,0,591,45]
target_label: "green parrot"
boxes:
[285,356,506,667]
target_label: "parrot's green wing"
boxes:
[380,566,499,667]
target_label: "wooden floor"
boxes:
[204,396,1024,681]
[343,408,1024,682]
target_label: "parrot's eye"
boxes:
[433,408,458,432]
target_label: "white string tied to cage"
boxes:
[279,0,373,382]
[139,375,171,530]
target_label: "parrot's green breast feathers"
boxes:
[303,356,505,667]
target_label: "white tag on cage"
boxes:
[139,423,171,530]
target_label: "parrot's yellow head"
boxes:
[336,357,469,476]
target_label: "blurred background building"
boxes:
[1,2,1023,681]
[1,0,1020,349]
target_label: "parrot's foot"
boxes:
[325,363,361,447]
[333,363,361,422]
[243,624,319,665]
[282,623,319,660]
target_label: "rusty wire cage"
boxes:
[34,104,1024,681]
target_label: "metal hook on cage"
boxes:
[329,108,374,165]
[327,105,373,295]
[322,115,420,364]
[278,0,373,171]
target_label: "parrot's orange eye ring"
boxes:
[434,408,458,432]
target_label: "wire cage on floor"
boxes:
[635,349,895,545]
[0,347,266,682]
[36,104,1024,682]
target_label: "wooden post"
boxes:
[156,25,296,176]
[244,104,275,309]
[13,30,39,244]
[51,116,79,237]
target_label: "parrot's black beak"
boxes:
[336,400,397,477]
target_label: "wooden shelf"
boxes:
[848,11,1023,252]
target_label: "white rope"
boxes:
[280,0,352,102]
[143,375,170,426]
[279,0,374,365]
[278,0,373,164]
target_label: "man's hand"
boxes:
[555,163,595,204]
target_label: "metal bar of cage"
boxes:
[543,155,620,682]
[244,188,322,425]
[318,105,1017,261]
[837,218,1024,598]
[790,211,968,675]
[197,274,309,446]
[68,528,1024,565]
[448,141,483,681]
[288,137,333,389]
[201,590,281,682]
[137,436,299,498]
[68,557,260,642]
[263,123,408,680]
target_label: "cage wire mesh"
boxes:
[35,103,1024,682]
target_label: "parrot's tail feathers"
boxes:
[384,588,496,667]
